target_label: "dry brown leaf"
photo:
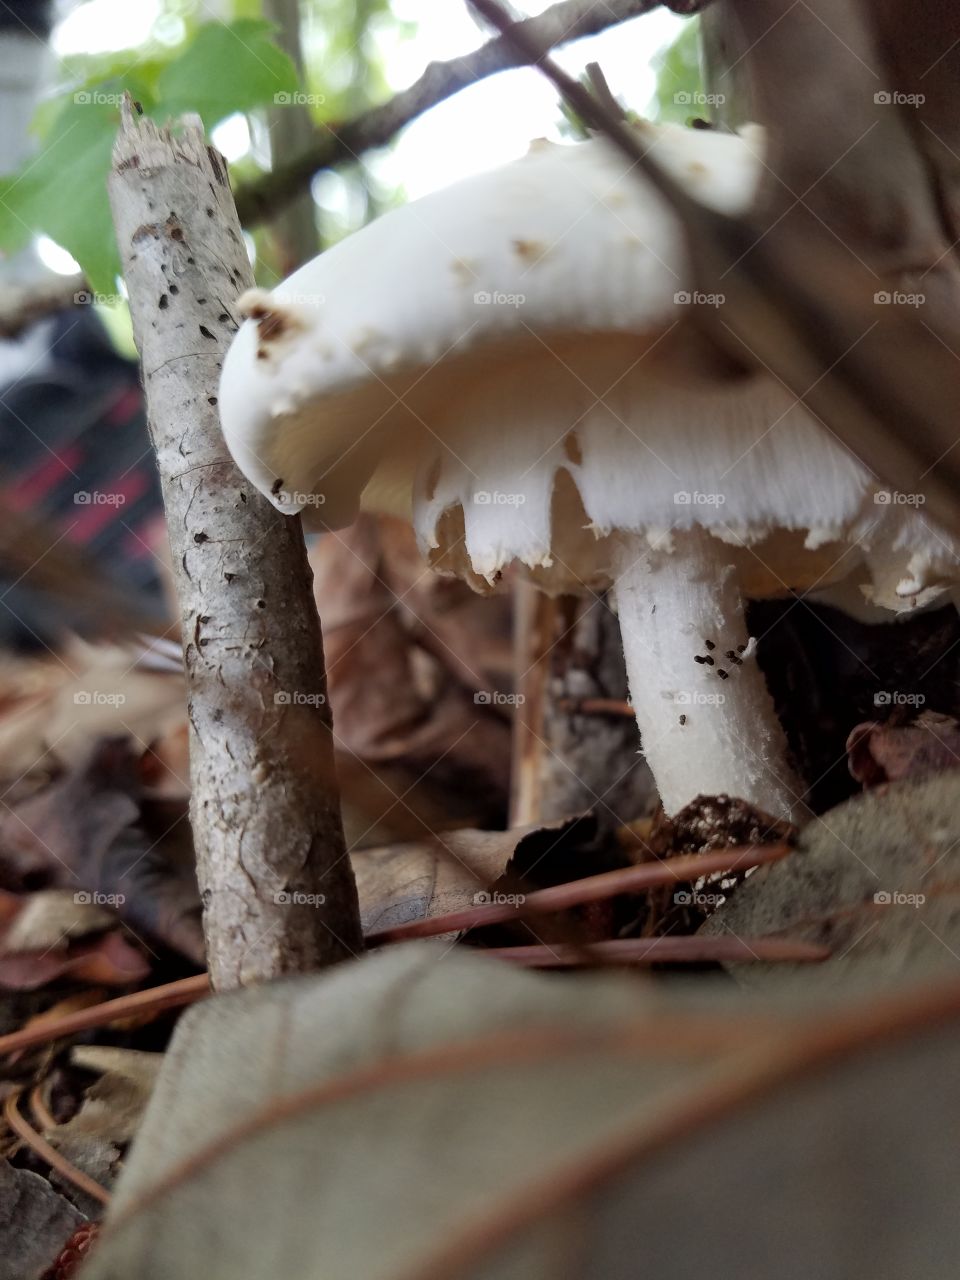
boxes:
[0,739,203,965]
[353,816,597,938]
[56,1047,162,1147]
[2,893,117,955]
[311,516,511,844]
[0,640,186,791]
[0,932,149,992]
[847,712,960,787]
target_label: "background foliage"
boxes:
[0,2,699,300]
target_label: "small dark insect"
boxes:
[694,654,714,666]
[717,669,729,680]
[736,643,747,653]
[679,714,687,726]
[704,640,716,651]
[725,649,744,665]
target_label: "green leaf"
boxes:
[0,15,299,292]
[157,20,299,128]
[0,89,140,292]
[0,176,35,260]
[650,19,705,125]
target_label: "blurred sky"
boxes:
[40,0,684,273]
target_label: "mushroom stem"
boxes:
[612,529,805,824]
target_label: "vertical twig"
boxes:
[263,0,319,272]
[108,103,362,989]
[509,582,554,826]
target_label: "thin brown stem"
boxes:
[0,974,210,1060]
[4,1091,111,1206]
[484,935,829,965]
[367,842,791,942]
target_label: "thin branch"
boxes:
[584,61,628,121]
[509,585,556,825]
[467,0,704,211]
[556,696,635,718]
[108,104,364,988]
[234,0,661,227]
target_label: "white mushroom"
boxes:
[219,122,960,826]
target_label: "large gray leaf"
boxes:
[81,943,960,1279]
[702,772,960,986]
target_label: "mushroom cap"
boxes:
[219,122,959,611]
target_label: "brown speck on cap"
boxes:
[239,289,305,359]
[511,239,547,264]
[450,258,476,286]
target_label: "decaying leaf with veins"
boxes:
[82,943,960,1280]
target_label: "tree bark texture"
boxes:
[108,106,363,990]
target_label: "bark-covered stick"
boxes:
[108,103,363,989]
